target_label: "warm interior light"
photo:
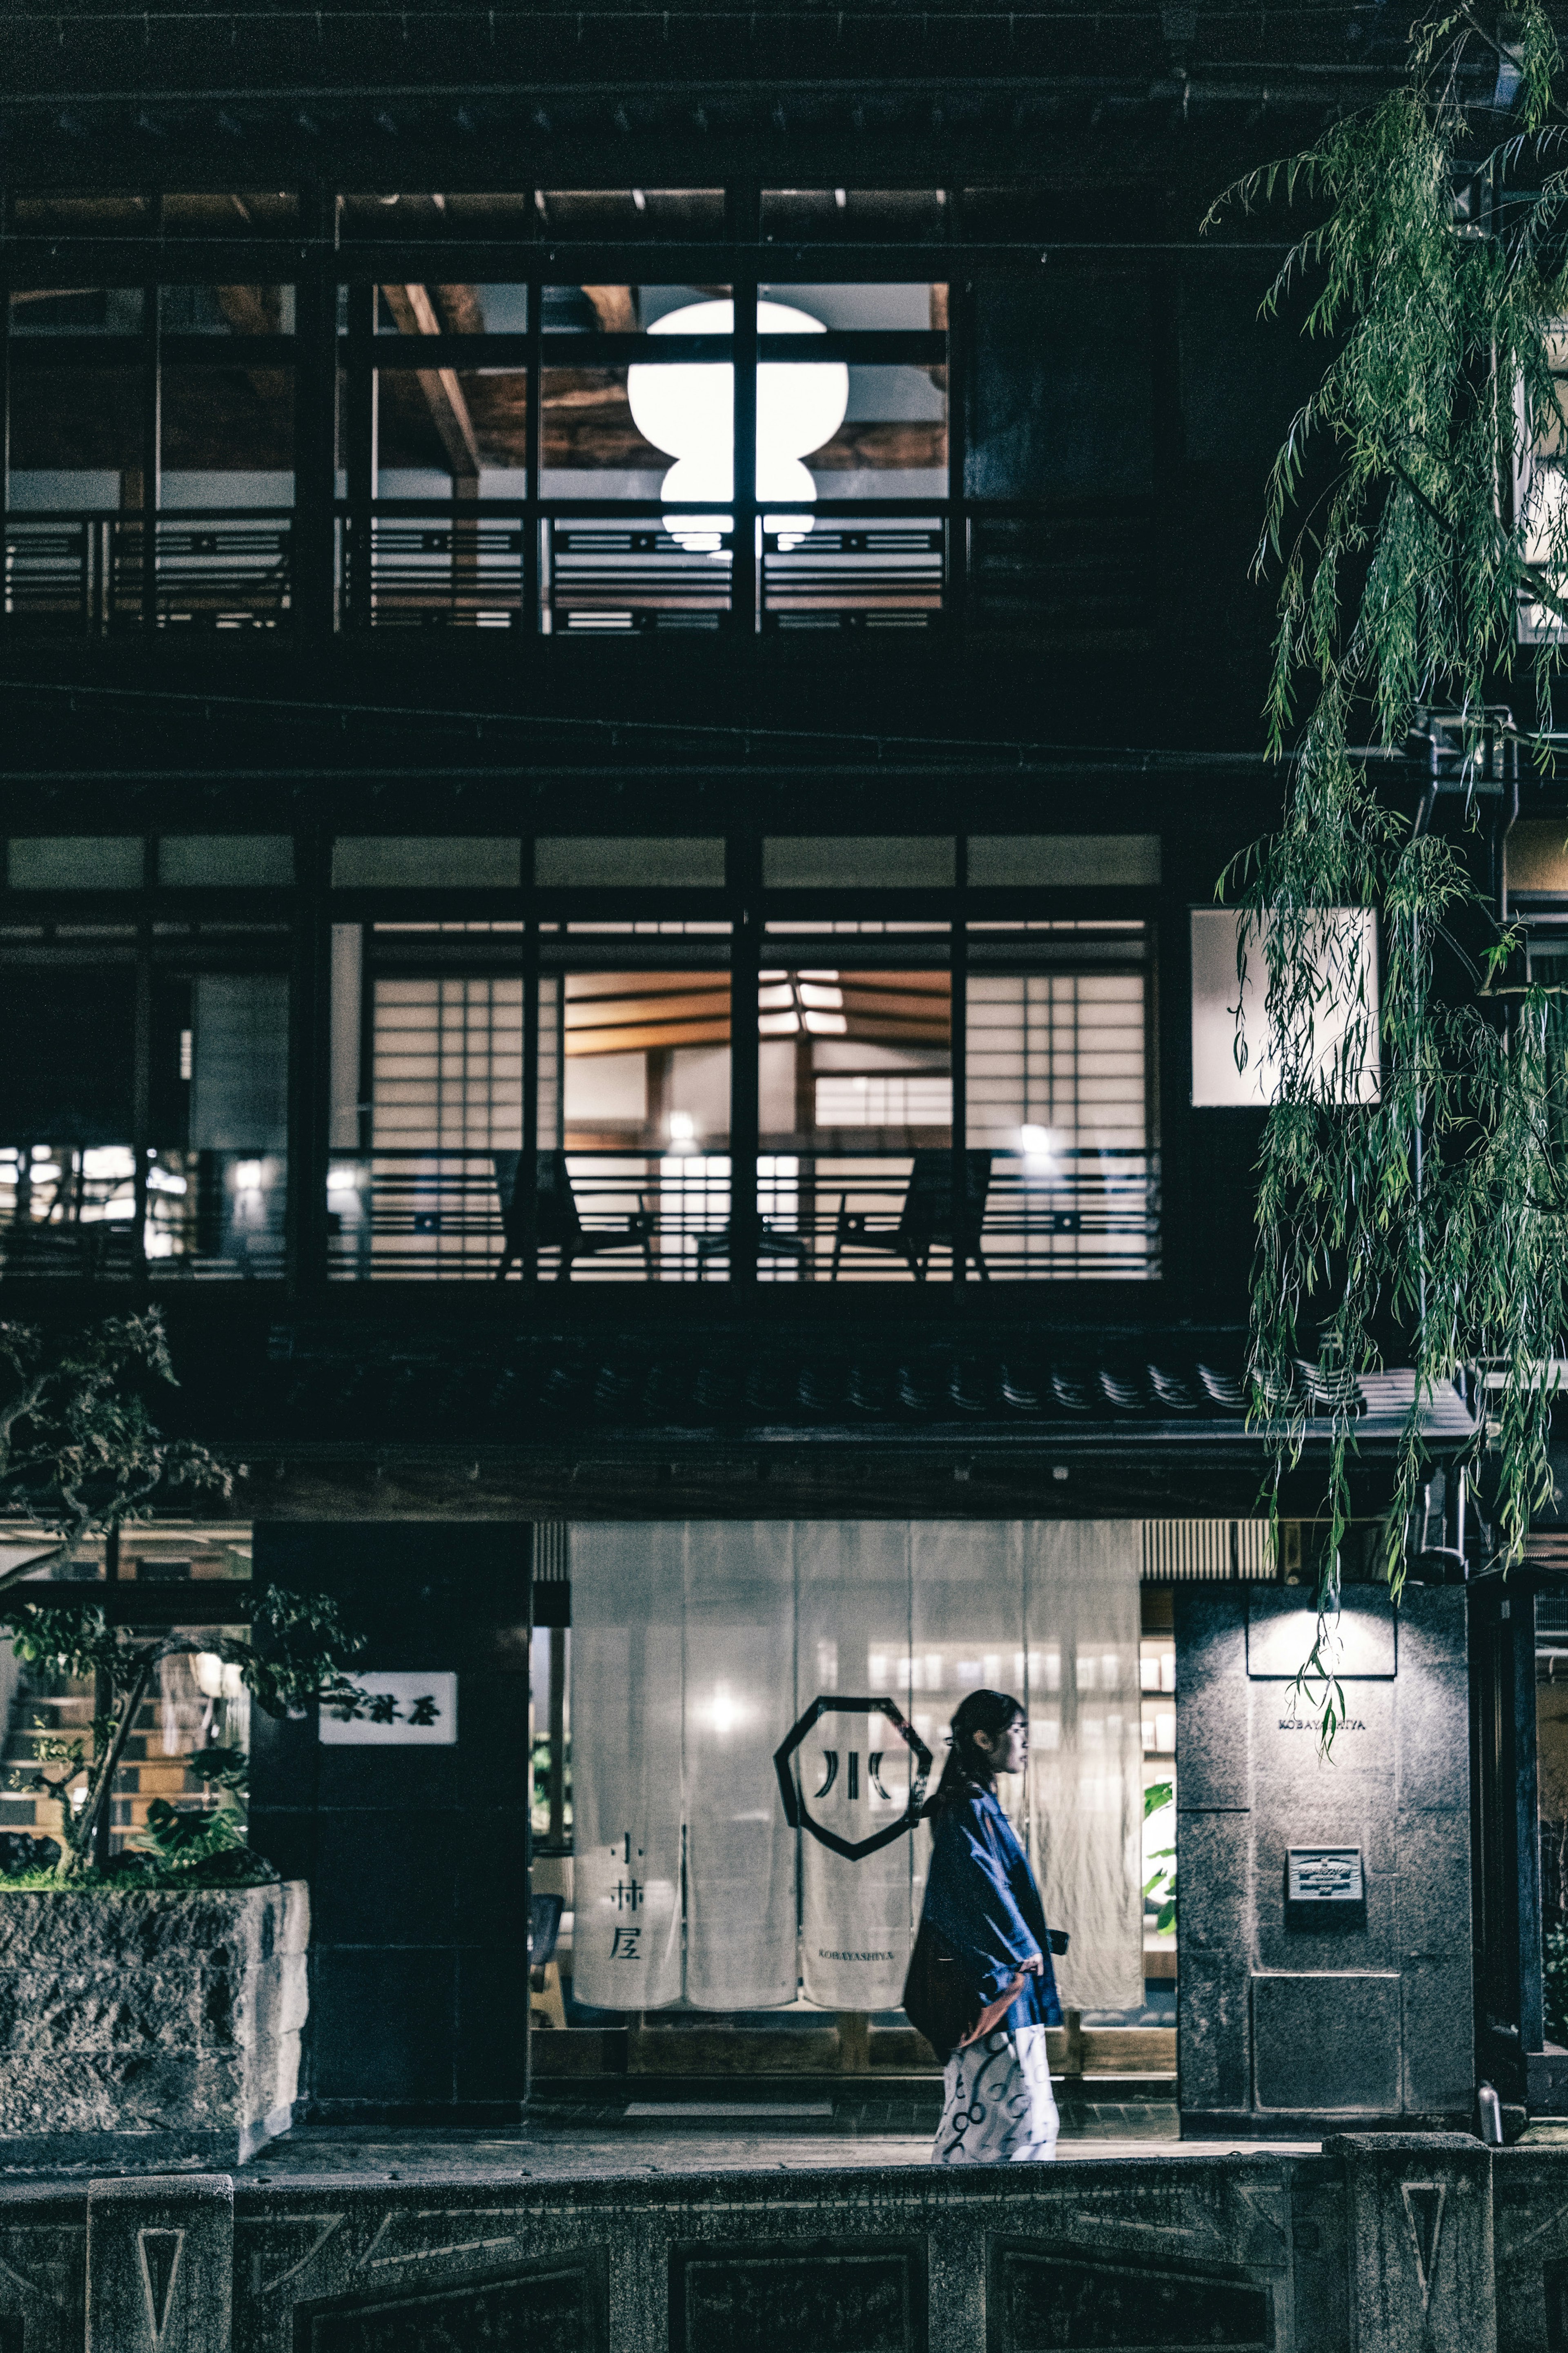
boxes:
[626,299,850,553]
[193,1652,226,1699]
[707,1682,748,1736]
[1020,1124,1052,1163]
[668,1111,697,1148]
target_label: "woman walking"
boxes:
[917,1688,1061,2164]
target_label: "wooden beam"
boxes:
[566,991,731,1028]
[566,972,730,1005]
[565,1018,733,1056]
[214,283,283,337]
[581,285,637,334]
[379,282,480,480]
[0,1581,251,1625]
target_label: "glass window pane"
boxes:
[815,361,946,492]
[966,942,1157,1280]
[11,359,143,484]
[759,280,945,331]
[969,274,1153,500]
[541,968,732,1282]
[159,363,293,628]
[376,283,528,335]
[162,361,294,492]
[348,970,524,1279]
[541,352,730,634]
[10,288,143,334]
[542,359,663,491]
[160,284,294,335]
[8,361,145,625]
[756,963,952,1283]
[154,971,288,1277]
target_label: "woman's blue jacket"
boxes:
[920,1781,1063,2033]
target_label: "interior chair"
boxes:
[528,1890,567,2032]
[494,1151,656,1282]
[831,1149,993,1281]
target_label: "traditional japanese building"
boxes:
[0,0,1552,2150]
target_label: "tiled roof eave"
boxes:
[220,1412,1475,1456]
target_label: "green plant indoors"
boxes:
[2,1588,370,1884]
[1143,1778,1176,1936]
[1208,5,1568,1739]
[0,1309,379,1883]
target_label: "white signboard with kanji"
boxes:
[318,1670,458,1745]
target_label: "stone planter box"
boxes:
[0,1879,307,2168]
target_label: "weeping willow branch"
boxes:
[1208,4,1568,1747]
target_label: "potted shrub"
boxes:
[0,1312,386,2166]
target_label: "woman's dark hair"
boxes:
[924,1688,1024,1815]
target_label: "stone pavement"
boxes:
[0,2095,1327,2183]
[231,2099,1321,2183]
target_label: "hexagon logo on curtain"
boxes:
[773,1695,933,1861]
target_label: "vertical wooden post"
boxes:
[292,185,339,644]
[945,246,968,633]
[728,187,759,638]
[343,281,376,630]
[0,198,11,644]
[520,882,539,1282]
[285,827,332,1299]
[950,838,969,1288]
[140,265,160,635]
[523,272,542,634]
[728,833,761,1286]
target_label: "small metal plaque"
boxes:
[1287,1845,1364,1903]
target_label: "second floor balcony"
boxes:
[0,892,1162,1293]
[0,260,1151,652]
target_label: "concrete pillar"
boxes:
[86,2175,233,2353]
[1334,2134,1494,2353]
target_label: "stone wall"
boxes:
[1176,1586,1473,2134]
[7,2134,1568,2351]
[0,1880,308,2168]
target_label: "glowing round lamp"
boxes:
[626,299,849,552]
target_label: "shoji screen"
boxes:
[370,969,523,1274]
[967,935,1154,1278]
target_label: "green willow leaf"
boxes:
[1209,5,1568,1751]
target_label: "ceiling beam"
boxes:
[379,281,481,480]
[581,285,637,334]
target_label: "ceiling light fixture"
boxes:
[626,299,849,554]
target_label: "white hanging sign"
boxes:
[782,1693,930,2012]
[1190,908,1379,1107]
[318,1670,458,1746]
[575,1826,684,2010]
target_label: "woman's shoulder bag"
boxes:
[900,1917,980,2065]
